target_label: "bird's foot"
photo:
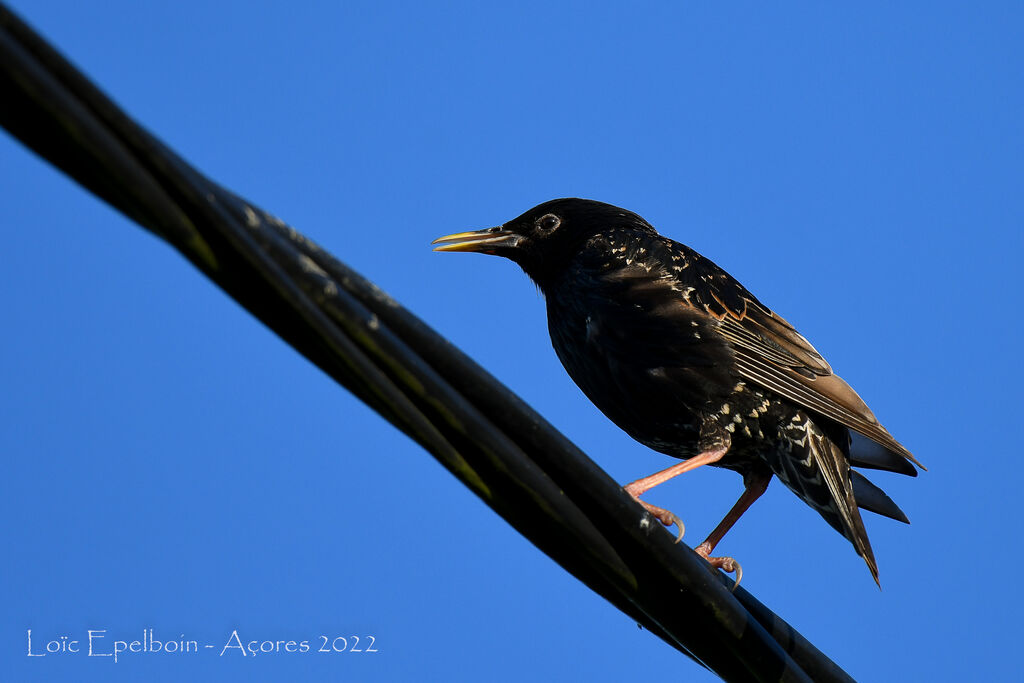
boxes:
[694,541,742,591]
[633,498,686,542]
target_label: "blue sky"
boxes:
[1,2,1021,681]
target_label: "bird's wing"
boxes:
[681,245,924,471]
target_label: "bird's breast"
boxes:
[544,275,739,460]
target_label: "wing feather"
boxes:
[677,244,924,471]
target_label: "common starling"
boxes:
[433,198,923,585]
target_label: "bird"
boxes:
[432,198,923,585]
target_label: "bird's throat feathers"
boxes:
[519,225,660,292]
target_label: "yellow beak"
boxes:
[431,227,521,253]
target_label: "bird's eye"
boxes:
[537,214,561,232]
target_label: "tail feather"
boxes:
[849,432,918,477]
[805,428,879,585]
[851,470,910,524]
[769,414,879,585]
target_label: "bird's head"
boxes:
[432,198,654,287]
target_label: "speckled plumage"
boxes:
[433,198,923,584]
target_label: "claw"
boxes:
[669,512,685,544]
[634,498,685,542]
[695,541,742,591]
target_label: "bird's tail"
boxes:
[770,415,879,585]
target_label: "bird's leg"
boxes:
[624,445,729,542]
[693,471,771,590]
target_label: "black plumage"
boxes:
[433,198,923,585]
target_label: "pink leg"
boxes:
[693,471,771,589]
[624,445,730,497]
[623,446,729,541]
